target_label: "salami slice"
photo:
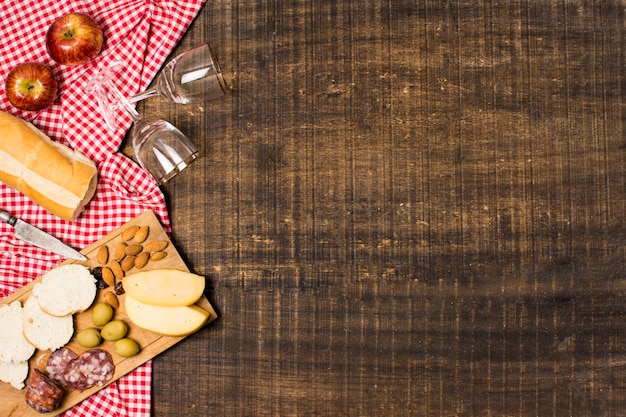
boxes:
[46,347,79,386]
[25,369,64,413]
[62,357,88,390]
[76,349,115,389]
[45,347,115,391]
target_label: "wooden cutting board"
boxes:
[0,210,217,417]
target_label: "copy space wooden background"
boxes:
[137,1,626,415]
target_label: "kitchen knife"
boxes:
[0,208,87,261]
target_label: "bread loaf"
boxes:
[0,111,97,221]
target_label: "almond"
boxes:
[103,291,119,309]
[150,251,168,261]
[109,260,124,280]
[114,242,127,261]
[125,244,143,256]
[145,240,168,253]
[97,246,109,265]
[121,225,140,241]
[101,267,115,287]
[133,225,150,243]
[121,255,136,271]
[134,252,150,269]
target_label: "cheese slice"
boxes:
[124,294,209,337]
[123,269,205,307]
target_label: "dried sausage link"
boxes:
[25,369,64,413]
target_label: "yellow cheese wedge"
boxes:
[123,269,205,306]
[124,294,210,337]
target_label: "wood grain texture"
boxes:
[142,1,626,415]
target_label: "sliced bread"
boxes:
[0,360,29,390]
[32,264,96,317]
[22,296,73,351]
[0,300,36,363]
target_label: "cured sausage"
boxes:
[76,349,115,389]
[46,347,79,386]
[61,356,88,390]
[24,369,64,413]
[45,347,114,390]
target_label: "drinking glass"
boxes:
[87,64,198,185]
[128,43,226,104]
[129,115,198,185]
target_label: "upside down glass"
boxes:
[128,43,227,104]
[130,116,198,185]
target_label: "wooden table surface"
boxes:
[137,1,626,416]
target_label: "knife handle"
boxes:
[0,208,17,226]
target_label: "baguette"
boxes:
[0,111,97,221]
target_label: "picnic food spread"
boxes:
[0,212,217,416]
[0,1,214,415]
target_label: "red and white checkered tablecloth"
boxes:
[0,0,206,415]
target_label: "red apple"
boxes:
[45,12,104,66]
[5,62,58,111]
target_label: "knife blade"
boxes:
[0,208,87,261]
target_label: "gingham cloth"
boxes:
[0,0,206,415]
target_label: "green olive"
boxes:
[76,328,102,348]
[114,338,140,357]
[92,303,114,327]
[100,320,128,341]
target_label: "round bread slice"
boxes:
[0,360,29,390]
[32,264,96,317]
[0,300,36,363]
[22,296,73,351]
